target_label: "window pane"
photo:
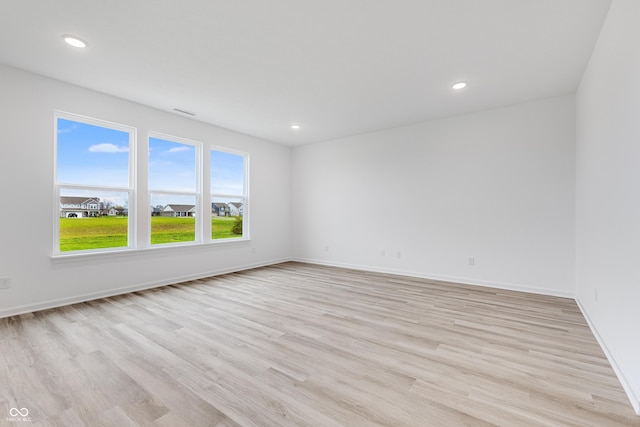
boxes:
[212,197,244,240]
[59,189,129,252]
[150,194,196,245]
[149,137,196,192]
[57,118,130,187]
[211,149,244,195]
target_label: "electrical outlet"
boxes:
[395,251,402,259]
[0,277,10,290]
[468,257,475,266]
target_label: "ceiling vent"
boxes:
[173,108,196,116]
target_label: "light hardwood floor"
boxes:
[1,262,638,426]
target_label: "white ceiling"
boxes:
[0,0,612,146]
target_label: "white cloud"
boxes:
[89,143,129,153]
[167,146,191,153]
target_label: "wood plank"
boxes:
[0,261,638,426]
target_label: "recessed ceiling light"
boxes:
[62,35,88,48]
[290,124,301,130]
[451,82,467,90]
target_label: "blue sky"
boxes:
[211,149,244,195]
[58,118,245,210]
[57,118,130,187]
[149,136,196,192]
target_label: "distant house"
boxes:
[211,202,230,217]
[151,205,163,216]
[162,204,195,217]
[60,196,100,218]
[107,207,127,216]
[228,202,243,217]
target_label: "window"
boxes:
[149,134,201,245]
[54,113,135,253]
[211,147,248,240]
[54,112,249,256]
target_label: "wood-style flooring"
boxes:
[1,262,638,426]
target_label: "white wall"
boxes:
[292,95,576,296]
[0,64,291,317]
[0,5,637,412]
[576,0,640,414]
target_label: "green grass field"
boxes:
[60,216,242,252]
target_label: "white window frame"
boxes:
[148,132,203,247]
[52,113,251,259]
[53,111,136,255]
[210,145,250,242]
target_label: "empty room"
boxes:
[1,0,639,425]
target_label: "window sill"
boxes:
[50,238,251,263]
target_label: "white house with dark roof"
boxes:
[161,204,195,217]
[59,196,100,218]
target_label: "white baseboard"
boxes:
[292,257,574,298]
[0,258,291,319]
[576,298,640,416]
